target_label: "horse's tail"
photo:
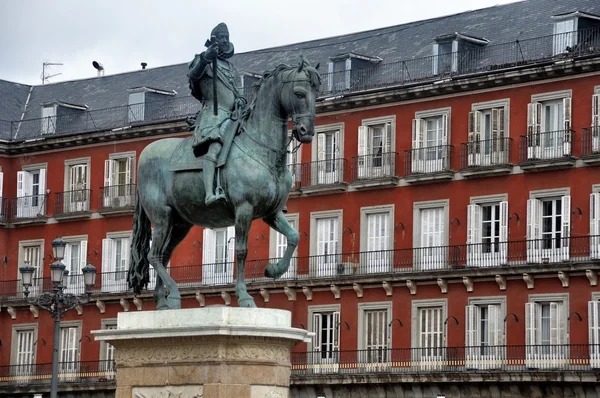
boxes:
[127,192,152,294]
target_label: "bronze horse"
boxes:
[127,59,321,309]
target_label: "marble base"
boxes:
[93,306,311,398]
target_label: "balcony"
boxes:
[518,130,576,171]
[581,126,600,165]
[10,194,47,225]
[0,360,115,388]
[54,189,92,221]
[99,184,136,216]
[287,163,302,197]
[298,159,348,195]
[404,145,453,183]
[350,152,399,189]
[291,344,598,377]
[460,137,512,178]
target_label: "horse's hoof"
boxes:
[238,297,256,308]
[164,296,181,310]
[264,263,280,279]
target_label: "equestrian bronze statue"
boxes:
[127,23,321,309]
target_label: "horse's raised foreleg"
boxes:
[234,202,256,308]
[153,223,191,309]
[154,276,166,310]
[263,211,299,279]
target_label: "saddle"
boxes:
[170,121,239,172]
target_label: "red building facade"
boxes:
[2,1,600,396]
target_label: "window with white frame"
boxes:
[286,135,302,187]
[357,118,394,178]
[308,305,340,372]
[11,325,37,377]
[269,214,299,280]
[527,190,570,263]
[591,190,600,259]
[104,153,135,208]
[202,226,235,285]
[414,200,448,270]
[102,232,131,292]
[310,210,342,277]
[465,298,505,369]
[552,18,577,55]
[411,109,450,173]
[433,40,456,75]
[62,236,88,294]
[358,303,391,367]
[18,240,43,296]
[41,105,57,135]
[360,205,393,274]
[467,197,508,267]
[16,166,47,218]
[467,100,509,166]
[589,296,600,368]
[591,92,600,152]
[525,294,568,369]
[412,300,446,369]
[313,126,342,185]
[527,92,572,159]
[128,91,145,122]
[100,320,117,374]
[64,158,90,213]
[59,324,80,376]
[327,58,351,92]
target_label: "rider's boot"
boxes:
[203,156,225,205]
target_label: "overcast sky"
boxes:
[0,0,520,85]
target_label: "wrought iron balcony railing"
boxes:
[519,129,574,162]
[582,126,600,158]
[404,145,452,175]
[351,152,398,181]
[0,198,8,222]
[1,235,598,300]
[99,184,136,211]
[460,138,512,169]
[299,158,347,187]
[54,189,92,215]
[10,194,47,220]
[0,360,115,386]
[291,344,599,376]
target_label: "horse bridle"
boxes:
[281,69,313,153]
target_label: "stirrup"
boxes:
[205,192,226,206]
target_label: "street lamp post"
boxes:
[20,237,96,398]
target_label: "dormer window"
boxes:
[41,105,56,135]
[326,53,382,94]
[433,33,488,76]
[40,101,87,135]
[127,87,176,123]
[552,11,600,56]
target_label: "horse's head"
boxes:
[280,57,321,143]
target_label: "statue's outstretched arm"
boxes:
[189,52,211,80]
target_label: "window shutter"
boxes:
[466,204,482,267]
[563,97,572,132]
[487,304,502,347]
[384,122,392,154]
[441,113,449,145]
[432,43,439,75]
[202,228,216,265]
[561,195,571,261]
[312,313,322,353]
[491,108,500,162]
[102,239,115,273]
[527,103,541,159]
[126,157,134,184]
[593,94,599,128]
[327,62,334,93]
[498,108,506,154]
[357,126,368,178]
[121,237,131,271]
[465,305,479,367]
[467,111,476,166]
[591,193,600,258]
[80,241,88,270]
[64,244,72,274]
[474,110,482,165]
[226,226,235,264]
[550,302,561,345]
[104,160,114,187]
[333,311,341,352]
[499,201,509,264]
[527,199,541,263]
[344,59,351,89]
[0,171,3,199]
[411,119,423,172]
[17,171,25,198]
[588,300,600,368]
[525,302,538,365]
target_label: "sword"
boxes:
[205,37,219,116]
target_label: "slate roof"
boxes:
[2,0,600,141]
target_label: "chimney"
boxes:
[92,61,105,76]
[141,62,147,70]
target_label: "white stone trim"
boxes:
[360,115,396,153]
[595,86,600,95]
[359,204,394,253]
[415,107,451,120]
[592,292,600,301]
[309,209,343,257]
[411,298,448,349]
[10,323,38,367]
[413,199,449,249]
[17,239,45,279]
[357,301,392,350]
[469,193,508,205]
[529,187,570,200]
[471,98,510,137]
[63,157,91,191]
[106,230,133,240]
[312,122,345,162]
[531,90,572,103]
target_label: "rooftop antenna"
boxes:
[41,61,63,84]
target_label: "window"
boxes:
[527,93,572,159]
[286,136,302,188]
[412,299,446,370]
[590,192,600,259]
[102,232,131,293]
[357,117,394,179]
[128,91,145,122]
[310,210,342,277]
[327,59,351,92]
[104,153,135,208]
[59,324,80,377]
[314,129,341,185]
[527,190,570,263]
[269,213,299,280]
[64,158,91,213]
[467,197,508,267]
[41,105,56,135]
[525,294,568,369]
[202,226,235,285]
[411,109,450,173]
[63,236,88,295]
[467,100,509,166]
[100,320,117,377]
[465,298,505,369]
[16,167,47,218]
[591,93,600,152]
[589,299,600,368]
[308,305,340,373]
[11,325,37,379]
[414,200,448,270]
[18,240,43,296]
[553,19,577,55]
[360,205,394,274]
[433,41,457,75]
[358,303,391,369]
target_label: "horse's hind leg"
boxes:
[263,211,299,278]
[153,223,191,309]
[234,202,256,308]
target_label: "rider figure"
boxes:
[188,22,245,205]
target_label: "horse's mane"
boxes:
[240,57,321,122]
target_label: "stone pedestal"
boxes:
[93,306,311,398]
